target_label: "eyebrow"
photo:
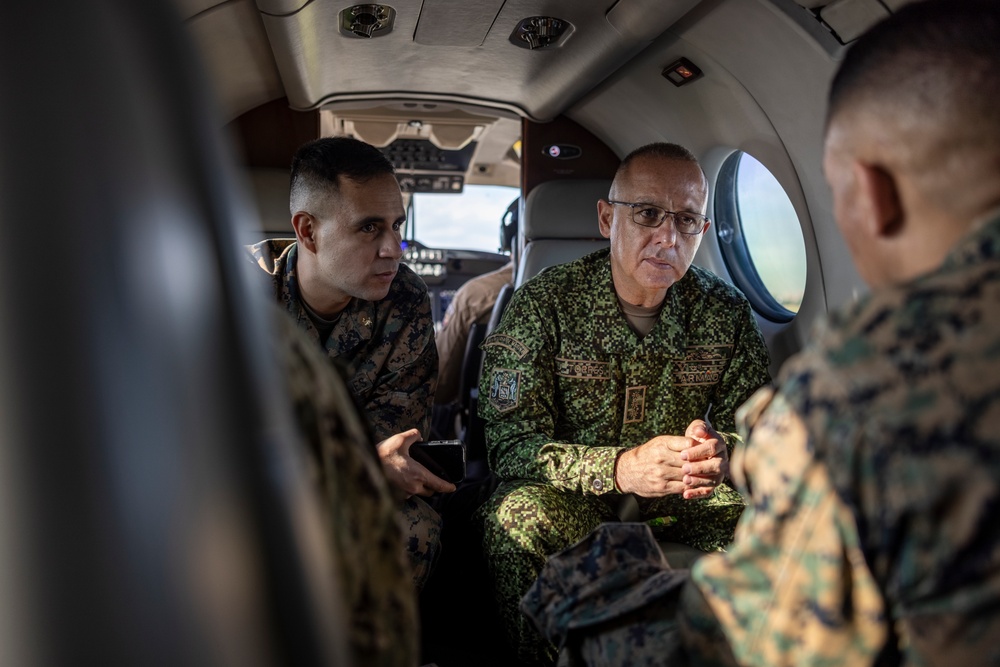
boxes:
[354,214,406,227]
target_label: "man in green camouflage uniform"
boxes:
[273,307,418,667]
[249,137,455,589]
[478,143,771,664]
[524,3,1000,665]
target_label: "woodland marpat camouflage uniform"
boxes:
[691,211,1000,666]
[527,213,1000,666]
[274,308,418,667]
[250,239,442,588]
[477,248,770,664]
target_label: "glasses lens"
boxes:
[631,205,666,228]
[673,213,706,234]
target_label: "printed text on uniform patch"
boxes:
[483,333,531,360]
[555,357,611,380]
[671,344,732,386]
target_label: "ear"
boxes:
[597,199,613,239]
[856,162,902,238]
[290,211,318,253]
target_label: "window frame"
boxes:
[713,151,800,324]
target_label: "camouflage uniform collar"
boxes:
[328,298,377,351]
[586,249,698,353]
[939,208,1000,274]
[264,240,376,349]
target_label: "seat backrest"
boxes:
[515,179,612,286]
[0,3,348,665]
[483,282,515,338]
[459,321,488,422]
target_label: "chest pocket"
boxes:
[554,357,615,431]
[670,345,733,387]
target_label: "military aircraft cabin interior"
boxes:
[2,0,941,665]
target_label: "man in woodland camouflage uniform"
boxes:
[249,137,455,589]
[478,143,771,664]
[524,2,1000,665]
[273,308,417,667]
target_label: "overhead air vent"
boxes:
[508,17,572,50]
[339,4,395,39]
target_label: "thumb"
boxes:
[685,420,709,441]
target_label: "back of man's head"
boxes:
[289,136,395,216]
[827,0,1000,211]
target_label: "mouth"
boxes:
[374,266,398,281]
[643,257,674,271]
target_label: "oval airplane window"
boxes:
[714,151,807,322]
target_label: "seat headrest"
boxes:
[522,179,611,240]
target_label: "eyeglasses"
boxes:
[606,200,710,235]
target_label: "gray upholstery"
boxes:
[517,179,612,285]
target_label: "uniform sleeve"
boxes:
[366,289,438,442]
[711,299,771,452]
[275,310,419,667]
[478,288,623,494]
[684,385,888,667]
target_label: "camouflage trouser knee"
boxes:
[400,495,443,590]
[480,482,619,666]
[479,481,746,666]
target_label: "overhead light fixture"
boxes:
[339,4,395,39]
[661,58,703,87]
[509,17,571,50]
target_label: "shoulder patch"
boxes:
[483,333,530,360]
[488,368,522,413]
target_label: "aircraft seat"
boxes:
[515,178,612,286]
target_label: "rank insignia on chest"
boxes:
[489,368,521,413]
[624,386,647,424]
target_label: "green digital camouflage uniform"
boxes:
[274,308,418,667]
[477,248,770,664]
[523,212,1000,667]
[250,239,442,588]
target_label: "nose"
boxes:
[653,216,678,247]
[378,226,404,259]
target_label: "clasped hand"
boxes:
[614,420,728,500]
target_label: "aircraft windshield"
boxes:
[407,185,518,253]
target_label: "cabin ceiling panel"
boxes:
[256,0,701,121]
[174,0,228,20]
[185,0,286,121]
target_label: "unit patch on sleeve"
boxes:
[554,357,611,380]
[624,386,647,424]
[671,344,733,386]
[489,368,522,413]
[483,333,531,360]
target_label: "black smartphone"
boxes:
[409,440,467,484]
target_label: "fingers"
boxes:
[682,486,717,500]
[685,419,710,440]
[680,436,725,463]
[421,471,457,495]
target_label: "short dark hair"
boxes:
[828,0,1000,128]
[289,136,395,215]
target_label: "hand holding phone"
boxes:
[409,440,467,484]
